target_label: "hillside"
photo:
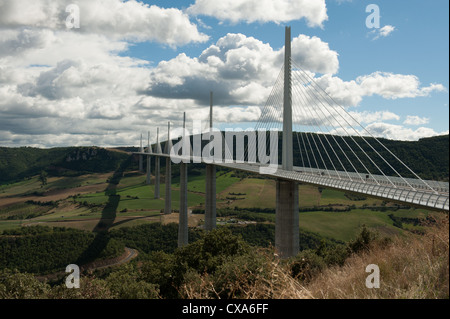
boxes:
[0,133,448,184]
[176,133,449,181]
[0,146,130,184]
[0,217,447,299]
[288,133,449,181]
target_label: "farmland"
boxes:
[0,165,433,243]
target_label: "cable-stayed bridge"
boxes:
[134,27,449,258]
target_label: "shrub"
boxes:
[347,225,378,254]
[106,264,159,299]
[0,269,50,299]
[290,250,326,283]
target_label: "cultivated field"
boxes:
[0,168,434,242]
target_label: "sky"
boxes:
[0,0,448,148]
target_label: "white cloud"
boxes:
[349,111,400,124]
[370,25,396,40]
[143,32,339,109]
[379,25,396,37]
[404,115,430,126]
[0,4,446,147]
[187,0,328,27]
[365,122,445,141]
[315,72,446,107]
[329,122,447,141]
[0,0,209,46]
[292,34,339,74]
[358,72,446,99]
[0,28,142,69]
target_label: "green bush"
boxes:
[140,251,177,298]
[211,251,269,299]
[106,264,159,299]
[347,225,378,254]
[0,269,49,299]
[290,250,326,282]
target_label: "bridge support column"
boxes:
[146,131,152,185]
[204,91,216,231]
[164,122,173,215]
[139,155,143,172]
[205,164,216,231]
[154,156,160,199]
[146,155,151,185]
[275,179,299,258]
[154,127,162,199]
[165,157,171,214]
[178,162,188,247]
[139,133,144,172]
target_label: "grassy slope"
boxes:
[298,210,398,242]
[180,217,449,299]
[304,217,449,299]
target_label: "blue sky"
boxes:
[0,0,448,147]
[130,0,449,131]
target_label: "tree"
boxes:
[0,269,50,299]
[106,264,159,299]
[38,170,48,186]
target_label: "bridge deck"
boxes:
[134,152,449,212]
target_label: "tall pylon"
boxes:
[154,127,161,199]
[205,91,216,231]
[165,122,172,214]
[146,131,152,185]
[275,26,299,258]
[282,26,293,172]
[179,112,189,247]
[139,133,144,172]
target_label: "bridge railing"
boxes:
[134,151,449,211]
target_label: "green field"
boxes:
[0,173,110,197]
[0,167,434,242]
[219,177,276,209]
[298,209,399,242]
[0,177,40,196]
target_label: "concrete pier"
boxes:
[205,164,216,231]
[165,157,171,214]
[139,133,144,172]
[179,161,188,246]
[154,128,161,199]
[146,131,152,185]
[164,122,172,215]
[275,179,299,258]
[154,158,160,198]
[204,92,216,231]
[146,156,151,184]
[179,113,189,247]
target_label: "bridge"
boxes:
[133,27,449,258]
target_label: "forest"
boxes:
[0,146,128,184]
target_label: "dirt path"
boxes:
[82,247,139,271]
[36,247,139,282]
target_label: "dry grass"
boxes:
[180,249,313,299]
[179,215,449,299]
[305,215,449,299]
